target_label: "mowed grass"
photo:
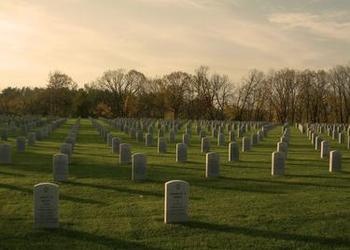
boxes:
[0,119,349,250]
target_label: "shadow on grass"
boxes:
[219,176,350,189]
[23,228,162,250]
[183,221,350,247]
[0,183,105,205]
[0,170,26,177]
[65,180,163,198]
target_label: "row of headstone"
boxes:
[53,119,80,182]
[297,123,342,172]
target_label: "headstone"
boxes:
[119,143,131,164]
[53,154,69,181]
[271,151,285,176]
[0,144,11,164]
[242,137,251,152]
[251,134,258,145]
[206,152,220,178]
[217,133,225,146]
[136,130,144,142]
[112,137,121,154]
[228,142,239,161]
[158,137,167,153]
[145,133,153,146]
[33,183,59,229]
[314,136,322,150]
[107,133,113,147]
[60,143,72,163]
[16,137,26,152]
[329,150,341,172]
[228,131,235,142]
[320,140,329,159]
[277,142,288,159]
[132,153,146,181]
[164,180,189,224]
[182,133,190,145]
[201,137,210,153]
[338,132,344,144]
[176,143,187,163]
[169,130,176,143]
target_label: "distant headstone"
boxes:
[182,133,190,145]
[33,183,59,229]
[16,137,26,152]
[242,137,251,152]
[0,144,11,164]
[201,137,210,153]
[228,131,235,142]
[158,137,167,153]
[132,153,146,181]
[119,143,131,164]
[169,130,176,143]
[228,141,239,161]
[206,152,220,178]
[329,150,341,172]
[320,140,329,159]
[176,143,187,163]
[145,133,153,146]
[112,137,121,154]
[271,151,285,176]
[60,143,72,163]
[277,142,288,159]
[53,154,69,182]
[164,180,189,224]
[217,133,225,146]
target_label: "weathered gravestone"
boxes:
[158,137,167,153]
[33,183,59,229]
[53,154,69,182]
[132,153,146,181]
[112,137,121,154]
[16,137,26,152]
[201,137,210,153]
[0,144,11,164]
[164,180,189,224]
[271,151,285,176]
[206,152,220,178]
[329,150,341,172]
[119,143,131,164]
[228,141,239,161]
[320,140,329,159]
[176,143,187,163]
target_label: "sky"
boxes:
[0,0,350,89]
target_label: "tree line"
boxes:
[1,64,350,123]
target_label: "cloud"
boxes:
[269,11,350,41]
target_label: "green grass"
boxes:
[0,119,349,250]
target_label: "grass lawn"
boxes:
[0,119,349,249]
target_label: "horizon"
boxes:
[1,0,350,89]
